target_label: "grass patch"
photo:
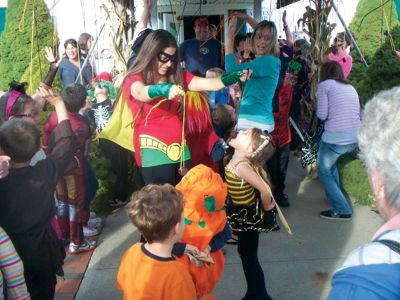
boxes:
[338,151,373,207]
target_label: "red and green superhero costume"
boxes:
[124,72,194,167]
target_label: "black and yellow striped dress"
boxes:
[225,161,278,232]
[225,168,257,206]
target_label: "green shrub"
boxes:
[355,26,400,103]
[20,48,63,95]
[349,0,399,59]
[0,0,53,90]
[88,141,116,215]
[338,152,373,207]
[348,0,400,103]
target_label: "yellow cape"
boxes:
[97,93,135,152]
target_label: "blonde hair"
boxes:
[249,128,275,166]
[251,20,280,57]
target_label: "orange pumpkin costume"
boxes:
[175,164,228,297]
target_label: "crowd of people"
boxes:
[0,0,399,299]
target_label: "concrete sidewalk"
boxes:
[76,155,382,300]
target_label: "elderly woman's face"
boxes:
[369,170,393,221]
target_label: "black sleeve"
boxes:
[47,120,78,177]
[209,223,232,252]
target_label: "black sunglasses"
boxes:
[157,51,177,63]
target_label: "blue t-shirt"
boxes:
[180,38,223,76]
[209,88,229,108]
[225,53,281,126]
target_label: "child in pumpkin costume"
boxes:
[174,164,231,299]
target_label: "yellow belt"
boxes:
[139,134,183,161]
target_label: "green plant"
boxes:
[101,0,135,86]
[88,141,116,214]
[349,26,400,104]
[297,0,336,107]
[20,49,63,95]
[338,152,373,207]
[0,0,53,90]
[349,0,399,59]
[348,0,400,103]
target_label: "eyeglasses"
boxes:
[157,51,177,63]
[12,112,40,118]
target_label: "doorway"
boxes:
[182,15,224,43]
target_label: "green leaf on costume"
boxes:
[198,221,206,228]
[184,217,192,225]
[204,195,216,213]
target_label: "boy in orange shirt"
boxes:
[117,184,196,300]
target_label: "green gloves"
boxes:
[221,70,244,87]
[147,83,174,99]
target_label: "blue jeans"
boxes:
[317,141,357,215]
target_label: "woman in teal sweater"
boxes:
[225,15,281,133]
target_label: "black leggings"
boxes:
[237,230,272,300]
[99,139,135,202]
[140,161,191,186]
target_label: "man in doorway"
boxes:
[179,17,223,76]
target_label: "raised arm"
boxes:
[225,15,237,55]
[133,0,152,40]
[187,70,249,92]
[282,11,293,47]
[37,87,77,175]
[231,12,258,30]
[32,47,61,112]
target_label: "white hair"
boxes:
[358,86,400,208]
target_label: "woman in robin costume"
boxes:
[122,29,247,185]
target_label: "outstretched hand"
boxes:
[168,84,185,100]
[37,86,62,106]
[240,69,252,82]
[44,46,61,67]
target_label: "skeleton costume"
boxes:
[88,99,113,133]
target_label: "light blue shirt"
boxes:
[225,53,280,126]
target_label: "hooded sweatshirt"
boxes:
[329,229,400,300]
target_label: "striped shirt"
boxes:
[225,169,256,206]
[316,79,361,132]
[0,227,30,300]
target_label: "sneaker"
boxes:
[68,239,97,254]
[320,210,352,221]
[277,194,290,207]
[83,225,99,237]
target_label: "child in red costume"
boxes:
[42,83,95,254]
